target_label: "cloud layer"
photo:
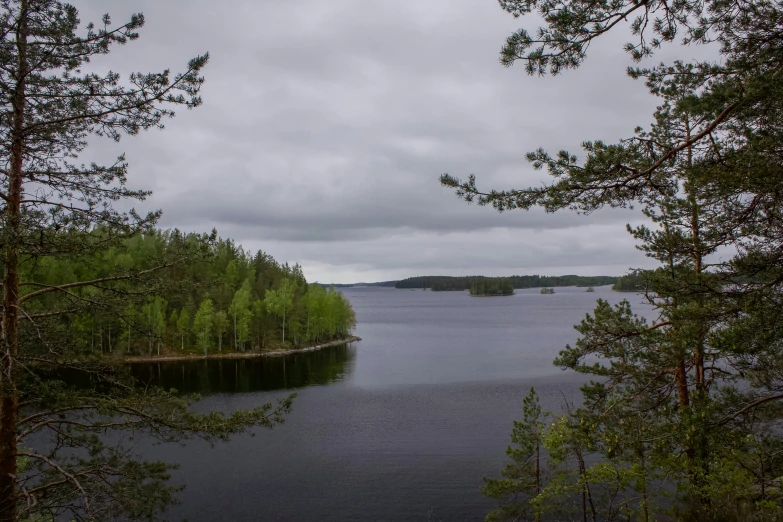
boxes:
[76,0,705,282]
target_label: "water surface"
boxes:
[134,286,652,521]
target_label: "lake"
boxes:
[132,286,652,521]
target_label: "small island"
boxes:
[540,287,555,294]
[585,286,595,292]
[469,277,515,296]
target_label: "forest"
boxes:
[396,274,617,291]
[469,278,515,296]
[22,228,356,358]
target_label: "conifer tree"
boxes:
[0,3,292,520]
[482,388,546,522]
[447,1,783,519]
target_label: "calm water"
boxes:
[133,286,652,521]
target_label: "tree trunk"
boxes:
[535,441,541,522]
[282,306,286,345]
[686,117,706,395]
[676,360,690,409]
[0,7,28,519]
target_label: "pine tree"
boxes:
[482,388,546,522]
[0,4,292,520]
[445,1,783,519]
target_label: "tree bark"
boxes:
[535,441,541,522]
[0,5,27,520]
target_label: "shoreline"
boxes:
[123,336,362,364]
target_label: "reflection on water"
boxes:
[129,343,356,394]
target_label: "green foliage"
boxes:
[0,3,328,519]
[465,1,783,520]
[214,310,229,351]
[482,388,546,522]
[141,297,167,356]
[20,230,357,357]
[470,278,515,296]
[177,308,191,350]
[230,279,254,350]
[612,272,645,292]
[193,298,215,355]
[264,278,295,344]
[303,284,356,344]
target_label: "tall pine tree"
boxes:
[0,3,292,520]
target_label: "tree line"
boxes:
[611,272,645,292]
[23,229,355,358]
[469,278,515,296]
[396,274,617,291]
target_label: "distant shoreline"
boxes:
[124,336,362,364]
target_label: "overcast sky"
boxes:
[76,0,715,283]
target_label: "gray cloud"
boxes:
[75,0,713,282]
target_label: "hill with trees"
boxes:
[395,274,617,291]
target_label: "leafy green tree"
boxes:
[193,299,215,355]
[229,279,252,350]
[214,310,229,351]
[177,308,191,351]
[141,297,167,356]
[265,278,295,345]
[123,304,137,354]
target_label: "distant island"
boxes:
[540,287,555,294]
[469,277,514,296]
[326,274,620,290]
[397,274,618,291]
[323,281,398,288]
[324,274,629,292]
